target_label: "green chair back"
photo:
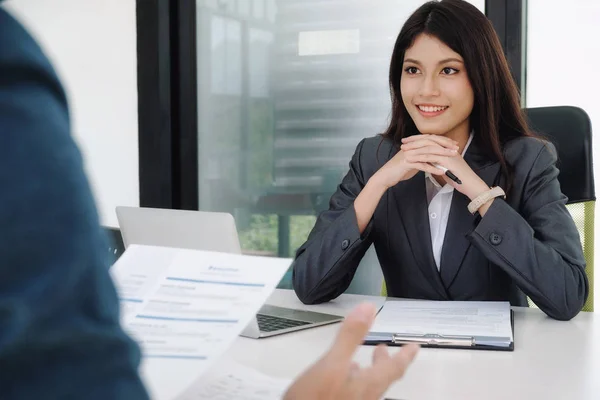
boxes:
[526,106,595,312]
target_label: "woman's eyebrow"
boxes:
[403,58,421,65]
[403,57,464,65]
[437,57,464,64]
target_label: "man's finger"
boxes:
[349,361,361,380]
[326,303,377,362]
[372,344,391,365]
[360,344,420,399]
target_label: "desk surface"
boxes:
[144,289,600,400]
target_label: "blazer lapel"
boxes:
[439,138,501,289]
[391,172,449,299]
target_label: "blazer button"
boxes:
[341,239,350,250]
[489,233,503,245]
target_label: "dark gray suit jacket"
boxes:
[292,135,588,321]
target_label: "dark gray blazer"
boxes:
[292,135,588,321]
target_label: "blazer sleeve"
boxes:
[468,141,588,320]
[292,139,376,304]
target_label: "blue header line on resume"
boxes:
[165,277,265,287]
[144,355,208,360]
[136,315,239,323]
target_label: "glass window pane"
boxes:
[249,28,273,98]
[526,0,600,309]
[210,16,242,95]
[225,19,242,95]
[252,0,265,20]
[197,0,485,288]
[265,0,277,23]
[203,0,217,10]
[237,0,251,16]
[210,15,225,94]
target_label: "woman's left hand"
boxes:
[401,135,489,201]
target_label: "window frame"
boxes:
[136,0,527,255]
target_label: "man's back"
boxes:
[0,7,148,399]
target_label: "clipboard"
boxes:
[363,310,515,351]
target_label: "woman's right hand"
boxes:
[371,134,459,189]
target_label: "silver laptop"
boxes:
[115,206,343,338]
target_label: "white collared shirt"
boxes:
[425,133,474,270]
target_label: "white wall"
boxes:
[4,0,139,227]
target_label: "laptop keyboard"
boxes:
[256,313,311,332]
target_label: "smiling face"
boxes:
[400,34,474,142]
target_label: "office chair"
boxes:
[103,226,125,266]
[382,106,595,313]
[525,106,595,312]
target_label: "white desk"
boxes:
[143,289,600,400]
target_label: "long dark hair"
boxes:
[383,0,535,190]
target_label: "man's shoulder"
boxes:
[1,10,44,63]
[0,9,66,106]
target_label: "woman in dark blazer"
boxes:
[291,0,588,321]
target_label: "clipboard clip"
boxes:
[391,333,475,347]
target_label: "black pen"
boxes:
[431,163,462,184]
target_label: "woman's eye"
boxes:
[441,67,458,75]
[404,66,419,74]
